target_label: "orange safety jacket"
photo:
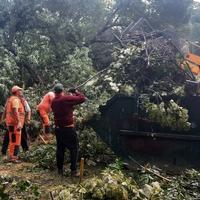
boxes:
[37,91,55,114]
[5,96,25,126]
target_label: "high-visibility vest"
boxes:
[5,96,25,126]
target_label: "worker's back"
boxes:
[51,92,85,127]
[37,91,55,113]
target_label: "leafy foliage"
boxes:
[105,42,186,96]
[141,97,191,131]
[160,169,200,200]
[0,0,197,92]
[21,129,112,169]
[81,169,140,200]
[108,158,124,170]
[78,127,112,162]
[145,0,193,28]
[0,176,40,200]
[0,177,9,200]
[55,168,162,200]
[21,144,57,169]
[0,0,200,199]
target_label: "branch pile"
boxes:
[103,19,192,96]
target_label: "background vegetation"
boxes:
[0,0,200,199]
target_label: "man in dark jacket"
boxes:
[51,83,86,176]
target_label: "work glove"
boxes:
[68,88,76,93]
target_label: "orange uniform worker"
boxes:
[37,91,55,134]
[5,86,25,162]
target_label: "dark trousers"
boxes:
[1,125,29,155]
[55,127,78,172]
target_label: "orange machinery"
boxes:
[184,53,200,76]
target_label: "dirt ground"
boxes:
[0,157,103,199]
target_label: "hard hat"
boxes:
[53,83,64,93]
[11,85,23,94]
